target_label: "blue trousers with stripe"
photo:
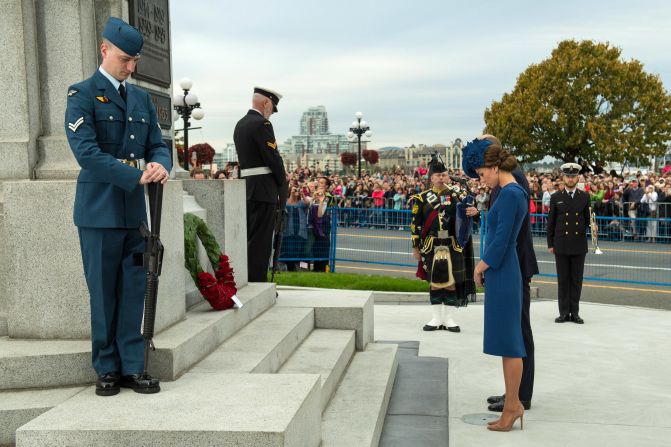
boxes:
[78,227,146,375]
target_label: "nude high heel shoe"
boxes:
[487,404,524,432]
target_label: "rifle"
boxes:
[139,182,164,377]
[270,205,287,283]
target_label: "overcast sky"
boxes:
[171,0,671,150]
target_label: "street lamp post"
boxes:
[347,111,372,178]
[173,77,205,171]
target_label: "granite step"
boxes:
[0,386,86,446]
[321,343,399,447]
[275,288,374,351]
[0,313,7,337]
[279,329,356,412]
[0,282,275,390]
[191,305,314,374]
[148,282,276,379]
[15,373,322,447]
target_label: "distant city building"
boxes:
[300,106,329,135]
[211,143,237,172]
[378,140,464,172]
[281,106,361,173]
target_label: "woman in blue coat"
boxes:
[463,136,527,432]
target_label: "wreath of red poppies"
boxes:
[184,213,237,310]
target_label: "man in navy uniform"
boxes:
[234,87,288,282]
[547,163,590,324]
[64,17,171,396]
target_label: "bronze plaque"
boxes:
[145,88,173,129]
[129,0,171,87]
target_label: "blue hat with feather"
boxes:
[462,138,493,179]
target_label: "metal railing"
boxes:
[277,206,671,286]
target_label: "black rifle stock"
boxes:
[140,182,164,377]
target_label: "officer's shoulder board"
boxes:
[411,192,424,203]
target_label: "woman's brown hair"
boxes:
[481,135,518,172]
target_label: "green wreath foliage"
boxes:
[184,213,221,283]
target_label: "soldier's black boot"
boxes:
[571,314,584,324]
[95,373,120,396]
[120,373,161,394]
[487,394,504,404]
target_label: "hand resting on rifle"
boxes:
[139,162,169,185]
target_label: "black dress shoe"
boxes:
[487,394,504,404]
[571,314,585,324]
[120,373,160,394]
[488,399,531,412]
[96,373,120,396]
[423,324,440,331]
[555,314,570,323]
[446,326,461,333]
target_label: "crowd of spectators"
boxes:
[192,160,671,258]
[189,162,240,180]
[280,162,671,243]
[283,163,669,210]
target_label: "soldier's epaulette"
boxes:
[411,193,424,202]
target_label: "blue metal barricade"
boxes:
[279,206,670,287]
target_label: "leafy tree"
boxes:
[484,40,671,166]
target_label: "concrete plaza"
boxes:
[374,299,671,447]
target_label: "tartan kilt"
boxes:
[422,239,466,284]
[421,236,476,307]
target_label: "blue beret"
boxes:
[462,138,493,179]
[102,17,143,56]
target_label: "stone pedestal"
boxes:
[0,0,41,180]
[182,180,248,286]
[33,0,99,179]
[2,180,185,339]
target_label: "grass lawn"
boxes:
[269,271,431,292]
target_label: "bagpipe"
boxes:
[450,175,477,247]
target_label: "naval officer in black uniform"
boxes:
[234,87,288,282]
[547,163,590,324]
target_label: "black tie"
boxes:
[118,84,127,102]
[570,191,574,199]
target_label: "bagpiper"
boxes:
[411,154,476,332]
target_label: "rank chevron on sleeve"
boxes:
[68,116,84,132]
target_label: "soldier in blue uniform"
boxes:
[64,17,171,396]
